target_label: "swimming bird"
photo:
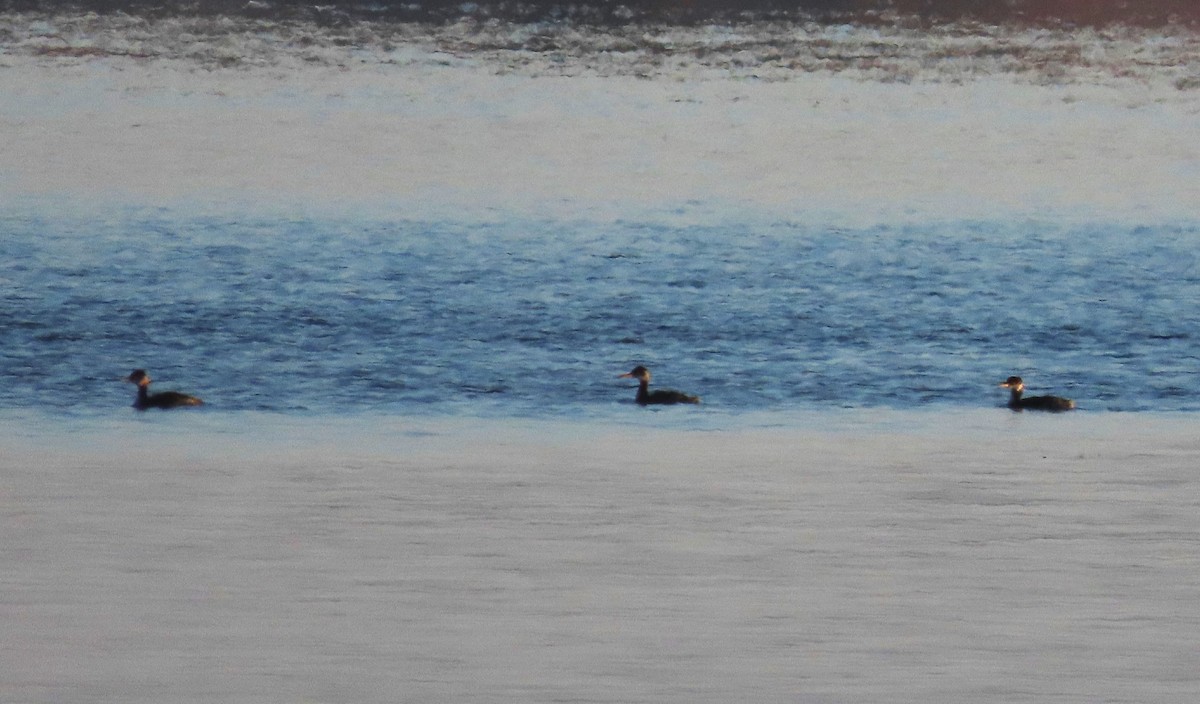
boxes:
[126,369,204,410]
[999,376,1074,412]
[618,366,700,405]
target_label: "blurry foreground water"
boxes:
[4,408,1200,704]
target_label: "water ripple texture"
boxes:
[4,214,1198,416]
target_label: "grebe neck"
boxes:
[635,378,650,405]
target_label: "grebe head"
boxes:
[999,376,1025,392]
[126,369,152,387]
[618,365,650,382]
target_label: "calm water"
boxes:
[4,212,1199,418]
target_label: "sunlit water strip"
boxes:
[4,213,1200,417]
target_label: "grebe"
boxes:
[999,376,1075,412]
[126,369,203,410]
[618,366,700,405]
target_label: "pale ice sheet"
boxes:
[2,411,1199,703]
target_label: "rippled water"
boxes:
[5,212,1199,417]
[7,9,1200,703]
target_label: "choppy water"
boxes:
[4,211,1199,418]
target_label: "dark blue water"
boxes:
[4,212,1199,417]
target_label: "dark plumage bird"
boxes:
[999,376,1075,412]
[126,369,204,410]
[618,366,700,405]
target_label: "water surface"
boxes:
[4,213,1198,418]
